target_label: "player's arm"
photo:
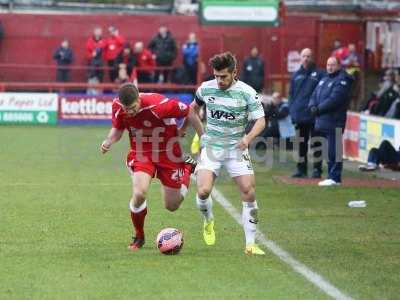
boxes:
[188,101,204,137]
[100,127,124,154]
[237,92,265,150]
[177,117,189,137]
[237,117,265,151]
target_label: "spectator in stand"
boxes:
[134,41,156,83]
[86,27,105,82]
[182,32,198,85]
[240,46,265,93]
[341,43,361,111]
[148,25,177,83]
[114,63,138,87]
[359,140,400,172]
[115,43,137,80]
[362,69,399,116]
[104,25,125,82]
[261,92,290,140]
[53,38,74,82]
[331,41,349,64]
[341,44,361,72]
[0,20,4,48]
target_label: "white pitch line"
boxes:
[211,188,353,300]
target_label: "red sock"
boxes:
[181,163,192,188]
[130,208,147,239]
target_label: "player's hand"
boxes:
[100,140,111,154]
[237,135,250,151]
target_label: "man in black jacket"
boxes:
[148,26,177,83]
[309,57,353,186]
[53,39,74,82]
[289,48,324,178]
[240,47,265,93]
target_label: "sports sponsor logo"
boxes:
[59,94,114,124]
[210,110,236,120]
[0,92,58,125]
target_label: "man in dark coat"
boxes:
[240,47,265,93]
[148,25,177,83]
[289,48,324,178]
[309,57,353,186]
[53,39,74,82]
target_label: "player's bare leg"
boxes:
[196,169,216,245]
[233,175,265,255]
[128,171,152,251]
[162,186,185,212]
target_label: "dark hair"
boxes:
[209,52,237,72]
[118,83,139,106]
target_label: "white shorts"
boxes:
[195,147,254,177]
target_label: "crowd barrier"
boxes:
[344,112,400,163]
[0,92,193,126]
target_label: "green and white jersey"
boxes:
[195,79,264,150]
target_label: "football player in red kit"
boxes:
[100,83,195,250]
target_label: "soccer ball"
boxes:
[156,228,184,255]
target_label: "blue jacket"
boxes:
[182,42,198,67]
[309,69,353,132]
[289,64,324,124]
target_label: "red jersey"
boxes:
[104,34,125,61]
[86,36,106,60]
[135,48,156,73]
[112,93,189,153]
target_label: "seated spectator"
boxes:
[261,92,290,139]
[359,140,400,171]
[53,38,74,82]
[115,43,137,79]
[86,27,105,82]
[362,69,399,116]
[182,32,198,84]
[148,25,177,83]
[134,41,155,83]
[104,25,125,82]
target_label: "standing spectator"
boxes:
[115,43,137,79]
[53,39,74,82]
[0,20,4,47]
[358,140,400,172]
[240,46,265,93]
[104,26,125,82]
[134,41,156,83]
[182,32,198,84]
[289,48,324,178]
[341,43,362,110]
[309,57,353,186]
[86,27,105,82]
[148,25,177,83]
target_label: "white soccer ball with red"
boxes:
[156,228,184,255]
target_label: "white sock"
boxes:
[196,194,214,222]
[242,201,258,246]
[180,184,188,198]
[129,200,147,213]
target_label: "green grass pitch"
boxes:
[0,126,399,299]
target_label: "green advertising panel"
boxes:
[200,0,280,26]
[0,93,58,125]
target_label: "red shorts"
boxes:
[126,150,184,189]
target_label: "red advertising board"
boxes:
[59,94,115,125]
[343,113,360,159]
